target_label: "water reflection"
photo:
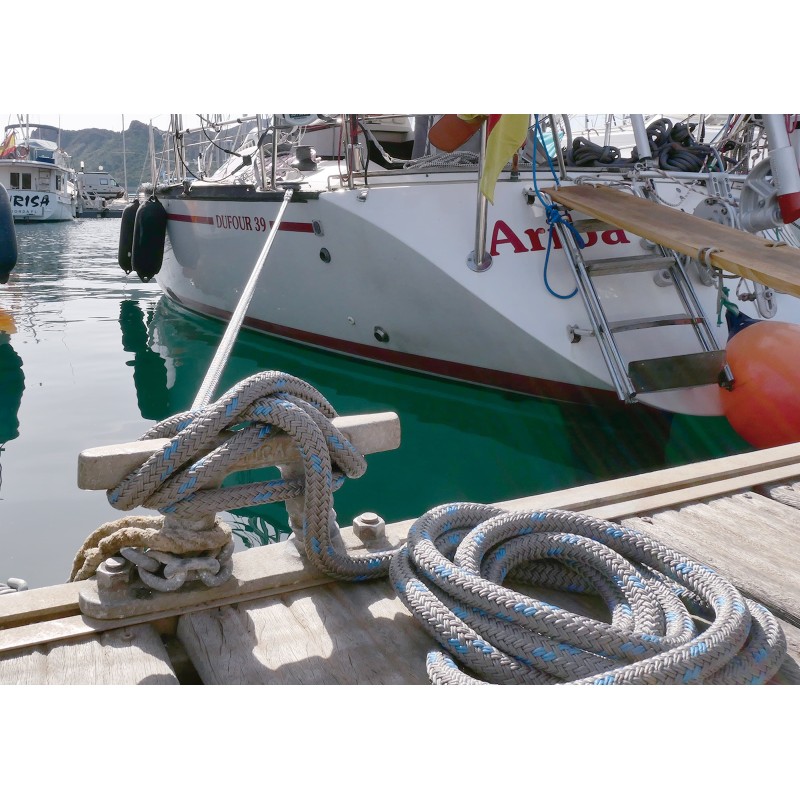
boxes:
[0,220,754,589]
[0,333,23,444]
[116,295,750,550]
[0,310,24,496]
[119,300,170,420]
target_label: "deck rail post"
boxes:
[467,119,492,272]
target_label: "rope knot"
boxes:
[71,370,401,585]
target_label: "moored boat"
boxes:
[127,113,800,446]
[0,120,76,222]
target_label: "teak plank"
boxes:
[545,184,800,299]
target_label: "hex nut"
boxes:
[353,512,385,542]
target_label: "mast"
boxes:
[122,115,129,199]
[149,120,157,191]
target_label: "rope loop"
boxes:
[390,503,787,685]
[697,245,721,269]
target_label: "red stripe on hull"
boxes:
[162,289,620,408]
[166,213,313,233]
[270,220,315,233]
[167,213,215,225]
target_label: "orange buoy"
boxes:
[428,115,485,153]
[720,320,800,448]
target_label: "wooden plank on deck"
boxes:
[176,579,432,685]
[620,490,800,626]
[545,184,800,299]
[0,623,178,685]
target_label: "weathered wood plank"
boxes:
[495,441,800,519]
[5,442,798,629]
[0,624,178,684]
[755,479,800,509]
[77,411,401,490]
[620,491,800,625]
[545,183,800,298]
[176,579,432,685]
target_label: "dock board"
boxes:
[545,183,800,299]
[0,623,178,685]
[3,443,800,684]
[620,489,800,626]
[176,581,432,685]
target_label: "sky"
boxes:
[1,2,791,124]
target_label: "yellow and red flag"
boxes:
[459,114,529,204]
[0,130,16,158]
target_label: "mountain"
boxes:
[54,120,161,194]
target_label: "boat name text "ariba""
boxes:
[490,220,629,256]
[211,214,631,256]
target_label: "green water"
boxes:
[0,219,751,588]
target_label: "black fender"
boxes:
[0,184,18,283]
[131,196,168,283]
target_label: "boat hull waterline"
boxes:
[154,169,797,418]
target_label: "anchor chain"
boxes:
[120,542,235,591]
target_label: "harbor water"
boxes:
[0,218,752,589]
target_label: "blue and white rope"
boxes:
[105,370,401,580]
[390,502,786,684]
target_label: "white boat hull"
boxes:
[153,167,800,418]
[8,189,74,221]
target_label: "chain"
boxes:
[119,541,235,592]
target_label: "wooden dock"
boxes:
[2,436,800,685]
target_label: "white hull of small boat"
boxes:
[7,189,74,221]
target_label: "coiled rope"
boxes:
[390,503,786,684]
[564,117,721,172]
[403,151,479,170]
[71,371,402,583]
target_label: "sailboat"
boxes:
[122,113,800,447]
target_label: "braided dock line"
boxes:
[69,515,231,582]
[757,481,800,510]
[73,371,401,583]
[390,503,787,685]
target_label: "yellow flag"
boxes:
[459,114,529,204]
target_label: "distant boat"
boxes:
[0,120,76,222]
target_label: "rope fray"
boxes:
[69,515,231,582]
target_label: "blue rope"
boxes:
[531,115,582,300]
